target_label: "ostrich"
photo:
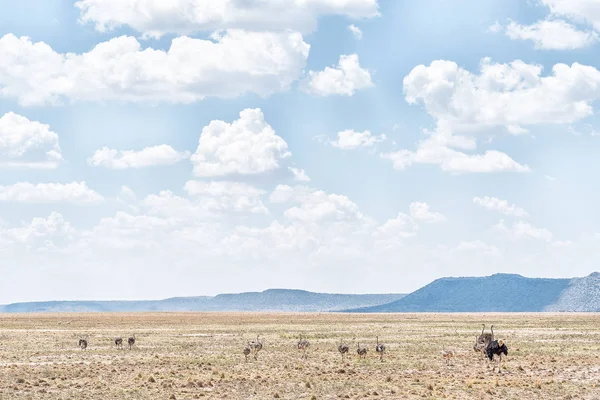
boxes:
[375,336,386,361]
[485,339,508,373]
[128,334,136,350]
[78,336,88,351]
[243,346,251,362]
[297,336,310,359]
[474,324,494,358]
[357,342,367,359]
[338,339,349,361]
[248,335,263,360]
[114,337,123,350]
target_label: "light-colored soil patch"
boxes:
[1,312,599,399]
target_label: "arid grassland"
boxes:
[1,313,600,399]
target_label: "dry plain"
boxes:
[1,312,600,399]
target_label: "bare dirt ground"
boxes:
[1,312,600,399]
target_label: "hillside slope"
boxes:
[546,272,600,312]
[0,290,405,313]
[349,274,572,312]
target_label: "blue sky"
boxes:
[1,0,600,303]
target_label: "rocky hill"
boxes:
[545,272,600,312]
[347,274,573,312]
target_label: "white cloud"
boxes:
[331,129,386,149]
[191,108,291,177]
[541,0,600,32]
[384,56,600,174]
[303,54,374,96]
[493,219,553,243]
[487,21,503,33]
[374,212,418,239]
[381,132,531,174]
[0,212,76,252]
[505,19,598,50]
[403,58,600,131]
[183,180,268,215]
[507,125,529,135]
[1,178,595,302]
[118,186,136,202]
[473,196,529,217]
[0,112,62,168]
[76,0,380,38]
[0,182,103,204]
[348,24,363,39]
[288,167,311,182]
[280,188,367,223]
[88,145,189,169]
[142,181,269,219]
[269,184,314,204]
[455,240,501,256]
[409,202,446,223]
[0,32,310,106]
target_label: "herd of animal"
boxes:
[77,334,136,351]
[242,325,507,373]
[75,324,508,373]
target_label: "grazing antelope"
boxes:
[78,336,88,351]
[375,336,386,361]
[338,339,349,361]
[114,337,123,350]
[128,334,136,350]
[248,335,263,360]
[243,346,251,362]
[297,335,310,359]
[441,349,455,366]
[357,342,368,359]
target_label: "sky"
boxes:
[1,0,600,303]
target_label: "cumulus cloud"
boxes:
[541,0,600,32]
[381,132,531,174]
[383,56,600,174]
[88,145,189,169]
[455,240,501,256]
[493,219,553,243]
[505,19,598,50]
[76,0,380,38]
[0,182,103,204]
[409,202,446,223]
[331,129,386,149]
[191,108,291,177]
[0,112,62,168]
[303,54,373,96]
[183,181,268,215]
[1,178,594,302]
[0,212,76,252]
[348,24,363,39]
[0,32,310,106]
[473,196,529,217]
[403,58,600,131]
[288,167,311,182]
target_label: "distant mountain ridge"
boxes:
[5,272,600,313]
[0,289,405,313]
[346,272,600,313]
